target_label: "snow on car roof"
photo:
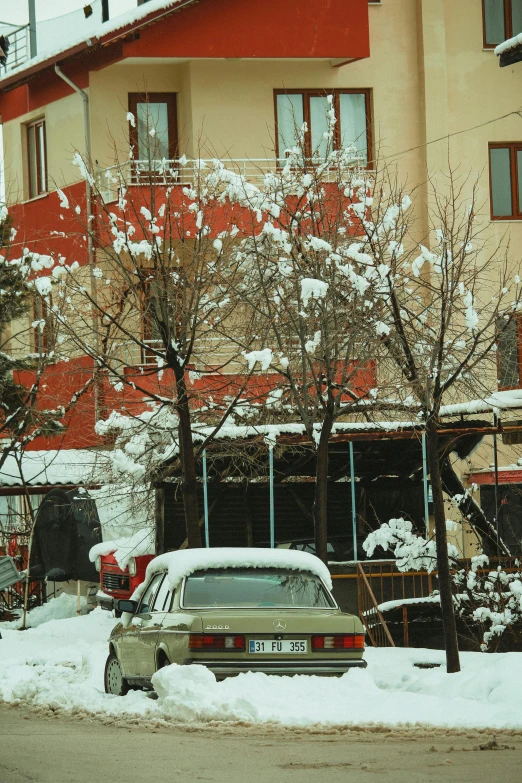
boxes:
[135,547,333,597]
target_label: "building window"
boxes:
[32,295,54,355]
[483,0,522,47]
[497,316,521,388]
[274,89,372,165]
[489,143,522,219]
[27,119,47,198]
[128,93,178,168]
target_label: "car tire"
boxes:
[157,653,171,670]
[104,652,129,696]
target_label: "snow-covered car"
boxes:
[104,548,366,695]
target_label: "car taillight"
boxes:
[312,634,365,650]
[189,634,246,652]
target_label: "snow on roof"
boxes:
[0,449,110,487]
[495,33,522,56]
[0,0,194,85]
[135,547,333,597]
[439,389,522,417]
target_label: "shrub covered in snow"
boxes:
[364,521,522,652]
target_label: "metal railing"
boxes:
[0,24,30,75]
[357,562,395,647]
[96,157,366,203]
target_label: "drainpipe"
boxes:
[54,64,100,422]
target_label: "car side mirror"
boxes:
[116,599,138,614]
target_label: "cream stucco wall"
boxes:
[3,0,522,486]
[2,92,85,205]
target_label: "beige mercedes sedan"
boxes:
[104,548,366,695]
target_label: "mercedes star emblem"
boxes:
[273,619,286,631]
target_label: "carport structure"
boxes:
[157,418,511,558]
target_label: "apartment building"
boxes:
[1,0,522,557]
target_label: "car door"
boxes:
[119,572,164,677]
[135,573,173,677]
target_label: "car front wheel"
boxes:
[104,652,129,696]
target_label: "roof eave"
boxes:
[0,0,198,93]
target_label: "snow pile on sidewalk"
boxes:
[1,593,86,630]
[1,606,522,729]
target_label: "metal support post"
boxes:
[421,431,430,536]
[203,449,209,548]
[349,441,357,562]
[493,418,500,555]
[28,0,37,58]
[269,445,275,548]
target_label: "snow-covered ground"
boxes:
[1,597,521,730]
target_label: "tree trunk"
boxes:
[175,370,202,549]
[154,486,165,555]
[313,416,333,564]
[425,418,461,673]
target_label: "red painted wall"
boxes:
[10,182,88,265]
[121,0,370,61]
[0,0,369,122]
[16,357,376,451]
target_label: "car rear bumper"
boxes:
[183,658,367,678]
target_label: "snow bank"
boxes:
[89,528,155,571]
[1,611,522,729]
[0,593,86,630]
[136,547,333,600]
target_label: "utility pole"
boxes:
[28,0,37,58]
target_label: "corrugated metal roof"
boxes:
[0,449,111,487]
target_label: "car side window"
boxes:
[138,573,164,614]
[151,574,172,612]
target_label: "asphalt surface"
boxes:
[1,702,521,783]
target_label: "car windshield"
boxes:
[182,568,334,609]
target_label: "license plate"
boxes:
[249,639,307,654]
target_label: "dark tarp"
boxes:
[30,488,102,581]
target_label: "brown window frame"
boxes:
[32,295,54,355]
[482,0,522,49]
[128,92,178,164]
[497,315,522,389]
[488,142,522,220]
[273,88,372,167]
[27,119,47,199]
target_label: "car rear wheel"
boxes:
[157,652,171,670]
[104,652,129,696]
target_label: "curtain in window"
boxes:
[339,93,368,163]
[276,93,304,163]
[136,102,170,162]
[490,147,513,217]
[484,0,506,45]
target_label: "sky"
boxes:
[0,0,137,27]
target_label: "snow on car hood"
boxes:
[130,547,333,607]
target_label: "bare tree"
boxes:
[224,108,377,563]
[54,139,260,549]
[344,165,522,672]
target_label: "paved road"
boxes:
[1,702,521,783]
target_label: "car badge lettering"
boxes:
[273,619,286,631]
[205,625,230,630]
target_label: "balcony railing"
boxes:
[96,157,368,203]
[0,24,30,76]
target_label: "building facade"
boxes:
[1,0,522,557]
